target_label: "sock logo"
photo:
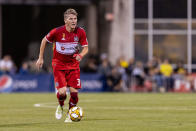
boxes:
[70,102,76,106]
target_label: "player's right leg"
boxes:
[55,87,67,120]
[53,69,67,120]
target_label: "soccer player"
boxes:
[36,8,88,122]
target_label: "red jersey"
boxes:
[45,25,88,70]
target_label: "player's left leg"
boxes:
[69,87,79,109]
[64,87,79,123]
[66,69,81,109]
[65,69,81,123]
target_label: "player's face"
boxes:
[65,14,77,29]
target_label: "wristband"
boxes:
[73,54,83,60]
[78,54,83,59]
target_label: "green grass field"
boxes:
[0,93,196,131]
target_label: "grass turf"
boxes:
[0,93,196,131]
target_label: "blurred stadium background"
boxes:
[0,0,196,93]
[1,0,196,131]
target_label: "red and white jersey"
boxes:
[45,25,88,70]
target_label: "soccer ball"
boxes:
[69,106,83,122]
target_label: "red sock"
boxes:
[69,92,78,109]
[57,92,67,107]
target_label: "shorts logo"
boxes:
[55,82,59,87]
[74,36,79,42]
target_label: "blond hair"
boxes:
[64,8,78,19]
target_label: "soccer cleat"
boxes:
[55,105,63,120]
[64,113,72,123]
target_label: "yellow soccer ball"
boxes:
[69,106,83,122]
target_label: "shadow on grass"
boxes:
[0,122,55,128]
[83,118,118,121]
[0,119,119,127]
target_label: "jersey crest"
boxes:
[74,36,79,42]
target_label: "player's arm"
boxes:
[79,46,88,59]
[74,28,89,61]
[36,37,47,69]
[74,46,88,62]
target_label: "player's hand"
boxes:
[36,58,44,70]
[73,54,83,62]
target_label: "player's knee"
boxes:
[58,87,66,96]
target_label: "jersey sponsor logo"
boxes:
[56,42,79,55]
[61,46,65,50]
[74,36,79,42]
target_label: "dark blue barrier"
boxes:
[0,74,54,93]
[0,73,105,93]
[80,74,105,92]
[12,74,55,92]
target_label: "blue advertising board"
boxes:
[0,73,105,93]
[12,74,55,92]
[80,74,104,92]
[0,74,54,93]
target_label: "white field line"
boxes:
[33,102,196,111]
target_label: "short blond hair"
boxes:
[64,8,78,19]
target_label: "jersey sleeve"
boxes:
[45,28,56,43]
[79,28,88,47]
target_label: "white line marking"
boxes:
[33,102,196,111]
[34,104,41,107]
